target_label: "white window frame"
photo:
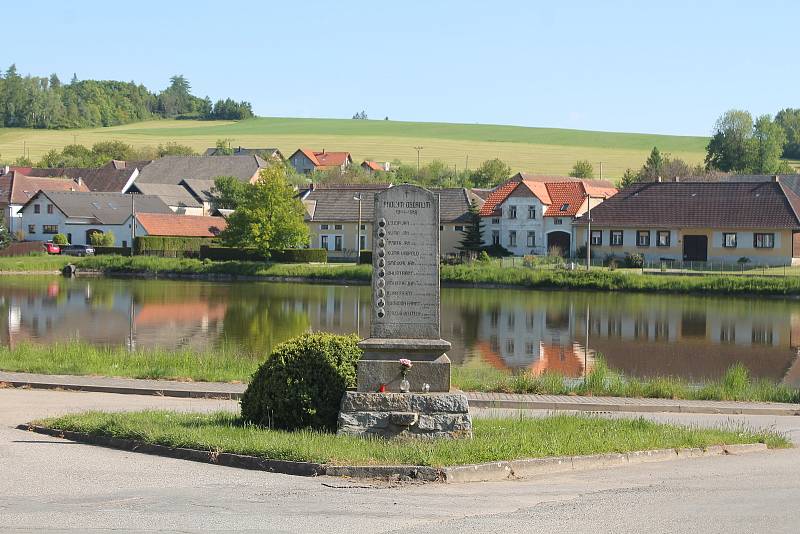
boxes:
[610,230,624,246]
[723,232,737,248]
[754,233,774,249]
[526,231,535,247]
[590,230,602,246]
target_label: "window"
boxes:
[47,204,54,214]
[320,224,329,230]
[560,203,569,212]
[526,231,536,247]
[754,233,774,248]
[636,230,650,247]
[321,235,329,250]
[42,225,58,234]
[454,225,464,232]
[554,218,563,225]
[723,232,737,248]
[334,235,343,251]
[491,230,500,245]
[334,224,342,230]
[440,225,444,231]
[610,230,624,246]
[528,206,536,219]
[34,204,40,214]
[509,231,517,247]
[491,218,500,224]
[505,339,515,353]
[28,224,35,234]
[508,206,517,219]
[525,342,536,356]
[657,231,671,247]
[590,230,602,246]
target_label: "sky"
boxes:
[3,0,798,136]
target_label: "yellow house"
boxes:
[301,184,484,260]
[573,179,800,267]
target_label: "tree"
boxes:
[52,233,68,245]
[209,175,250,210]
[705,110,754,172]
[352,110,368,120]
[775,108,800,159]
[214,138,234,155]
[470,158,511,188]
[639,147,665,181]
[0,212,10,249]
[746,115,787,174]
[89,231,114,247]
[220,166,309,254]
[620,168,639,189]
[569,160,594,179]
[457,200,484,252]
[156,141,197,157]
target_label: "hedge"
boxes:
[135,236,218,254]
[93,246,132,256]
[199,246,328,263]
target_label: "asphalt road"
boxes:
[1,388,799,533]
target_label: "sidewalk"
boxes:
[2,370,799,416]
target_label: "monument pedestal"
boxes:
[357,337,451,393]
[337,392,472,440]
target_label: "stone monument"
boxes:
[337,184,473,439]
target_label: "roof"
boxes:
[302,184,391,222]
[131,183,202,208]
[180,179,217,203]
[104,160,152,171]
[8,164,140,192]
[292,149,351,168]
[478,176,618,217]
[430,188,485,223]
[21,191,172,224]
[203,147,283,159]
[361,161,388,172]
[574,181,800,229]
[513,172,616,189]
[9,171,90,204]
[136,213,226,237]
[0,175,12,205]
[134,155,267,185]
[542,182,586,217]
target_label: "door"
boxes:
[546,231,571,257]
[682,235,708,261]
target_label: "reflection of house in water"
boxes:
[133,301,227,352]
[474,304,595,376]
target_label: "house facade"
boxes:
[479,175,617,256]
[573,179,800,266]
[301,184,483,260]
[18,191,173,247]
[0,171,91,234]
[289,149,352,175]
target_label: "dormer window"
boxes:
[560,203,569,211]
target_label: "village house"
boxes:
[1,160,149,193]
[203,146,284,161]
[0,171,91,234]
[18,191,173,247]
[300,184,483,260]
[573,179,800,267]
[133,212,226,239]
[361,160,391,173]
[479,175,617,256]
[128,183,204,215]
[289,149,352,175]
[133,155,268,186]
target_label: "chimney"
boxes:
[2,165,8,176]
[675,176,680,182]
[322,148,325,154]
[76,177,83,187]
[657,176,662,183]
[773,175,780,182]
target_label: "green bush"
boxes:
[52,234,68,245]
[89,231,115,247]
[624,253,644,268]
[482,244,512,257]
[523,254,564,267]
[240,333,361,431]
[136,236,216,254]
[271,248,327,263]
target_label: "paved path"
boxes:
[1,388,799,533]
[3,370,799,415]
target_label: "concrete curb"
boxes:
[16,423,768,484]
[0,379,242,400]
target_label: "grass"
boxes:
[452,359,800,404]
[2,342,798,405]
[33,411,789,467]
[8,254,800,296]
[0,117,710,180]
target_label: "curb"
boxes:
[467,399,800,416]
[16,423,768,484]
[0,379,242,400]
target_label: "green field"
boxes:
[0,117,710,180]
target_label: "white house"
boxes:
[289,149,352,175]
[0,171,90,235]
[18,191,173,247]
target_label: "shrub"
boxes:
[523,255,565,268]
[477,250,491,262]
[271,248,327,263]
[136,236,215,254]
[240,333,361,431]
[603,254,619,269]
[52,234,68,245]
[89,231,114,247]
[93,246,132,256]
[624,253,644,269]
[737,257,751,264]
[482,244,512,257]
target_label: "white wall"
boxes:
[20,199,133,246]
[481,197,546,255]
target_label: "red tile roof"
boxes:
[136,213,227,237]
[479,177,617,218]
[362,160,384,172]
[543,182,586,217]
[478,181,521,216]
[9,171,90,204]
[314,150,350,167]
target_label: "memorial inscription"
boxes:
[371,186,440,339]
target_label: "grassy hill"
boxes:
[0,117,709,180]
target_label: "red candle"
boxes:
[378,383,386,393]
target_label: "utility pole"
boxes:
[599,161,603,182]
[353,192,363,256]
[465,154,469,171]
[130,193,136,256]
[585,194,594,270]
[414,146,424,176]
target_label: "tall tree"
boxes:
[457,200,484,252]
[775,108,800,159]
[220,166,309,254]
[620,168,639,189]
[569,160,594,179]
[470,158,511,188]
[705,110,754,172]
[209,175,250,210]
[746,115,787,174]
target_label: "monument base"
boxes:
[337,392,472,440]
[357,356,450,393]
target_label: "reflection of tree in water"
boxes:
[220,297,310,356]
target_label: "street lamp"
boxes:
[353,192,363,258]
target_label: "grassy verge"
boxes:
[34,411,788,466]
[2,343,798,404]
[452,360,800,404]
[5,254,800,296]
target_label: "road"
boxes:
[1,388,798,533]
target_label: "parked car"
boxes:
[43,242,61,254]
[60,244,95,257]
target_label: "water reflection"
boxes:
[0,277,798,385]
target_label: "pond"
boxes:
[0,276,798,386]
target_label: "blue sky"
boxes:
[3,0,797,136]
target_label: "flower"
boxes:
[399,358,413,369]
